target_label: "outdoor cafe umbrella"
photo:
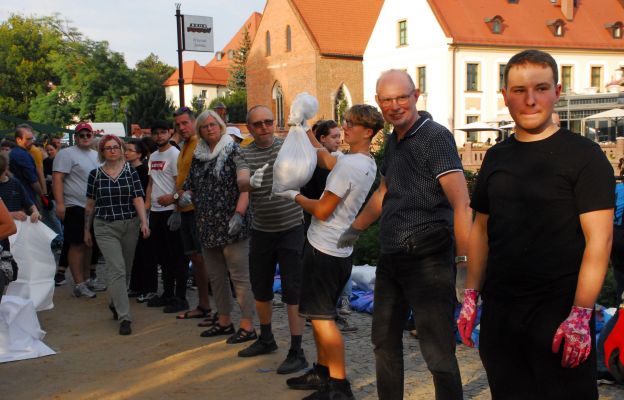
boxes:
[584,108,624,136]
[454,122,503,142]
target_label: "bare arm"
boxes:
[295,191,342,221]
[133,196,151,238]
[439,171,473,264]
[351,177,387,230]
[52,172,66,220]
[574,209,613,308]
[235,191,249,216]
[304,129,337,170]
[465,212,489,291]
[0,200,16,239]
[83,198,95,247]
[145,178,152,210]
[237,169,252,192]
[35,163,46,195]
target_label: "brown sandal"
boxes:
[176,306,211,320]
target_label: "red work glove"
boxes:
[605,305,624,376]
[551,305,593,368]
[40,194,52,210]
[457,289,479,347]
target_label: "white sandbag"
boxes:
[351,264,377,292]
[0,295,55,363]
[6,220,57,311]
[272,93,319,193]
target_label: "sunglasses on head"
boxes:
[251,119,274,129]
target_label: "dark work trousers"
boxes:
[129,231,158,294]
[372,248,463,400]
[149,210,187,300]
[479,295,598,400]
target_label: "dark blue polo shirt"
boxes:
[9,146,38,203]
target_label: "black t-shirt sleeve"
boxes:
[574,144,615,214]
[470,150,493,214]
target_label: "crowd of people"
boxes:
[1,48,623,400]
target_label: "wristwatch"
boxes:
[173,192,180,201]
[455,255,468,264]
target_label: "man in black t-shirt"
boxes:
[458,49,615,399]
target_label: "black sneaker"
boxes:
[54,272,66,286]
[147,294,173,308]
[163,297,189,313]
[237,337,278,357]
[336,316,358,333]
[287,363,329,390]
[327,379,355,400]
[303,387,329,400]
[277,349,308,374]
[119,320,132,335]
[597,370,617,385]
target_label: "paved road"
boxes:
[1,276,622,399]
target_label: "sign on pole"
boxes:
[183,15,214,52]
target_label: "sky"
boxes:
[0,0,267,67]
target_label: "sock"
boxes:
[290,335,302,351]
[315,363,330,378]
[56,266,66,274]
[329,377,352,394]
[260,323,273,341]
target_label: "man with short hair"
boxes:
[339,70,472,399]
[144,120,188,313]
[53,122,101,298]
[171,107,212,319]
[10,124,44,208]
[458,49,614,399]
[236,105,308,374]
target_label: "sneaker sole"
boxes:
[277,359,309,375]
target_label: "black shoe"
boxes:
[237,337,278,357]
[163,297,189,313]
[119,320,132,335]
[147,294,173,308]
[54,272,66,286]
[327,379,355,400]
[109,304,118,320]
[336,316,358,333]
[277,349,308,374]
[287,363,329,390]
[303,387,329,400]
[597,370,617,385]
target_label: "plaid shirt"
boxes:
[86,163,144,222]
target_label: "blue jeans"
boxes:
[372,249,462,400]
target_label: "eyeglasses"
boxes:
[251,119,274,129]
[103,145,121,152]
[377,91,415,108]
[78,133,93,139]
[343,119,361,129]
[125,148,138,153]
[200,122,220,130]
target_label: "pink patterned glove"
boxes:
[457,289,479,347]
[551,306,593,368]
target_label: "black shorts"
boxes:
[249,225,304,305]
[180,210,201,255]
[63,206,88,245]
[298,241,352,320]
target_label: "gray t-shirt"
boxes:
[238,138,303,232]
[53,146,99,208]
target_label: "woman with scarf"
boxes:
[183,110,256,343]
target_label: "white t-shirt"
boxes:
[53,146,99,208]
[307,153,377,257]
[148,146,179,212]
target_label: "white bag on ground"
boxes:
[351,265,377,291]
[272,92,319,194]
[6,221,56,311]
[0,295,55,363]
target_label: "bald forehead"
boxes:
[248,106,273,122]
[376,70,414,93]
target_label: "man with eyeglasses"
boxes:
[338,70,472,399]
[53,122,101,298]
[144,120,188,313]
[235,105,308,375]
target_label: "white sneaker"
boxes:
[87,277,107,292]
[73,282,96,298]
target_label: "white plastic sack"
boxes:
[6,220,57,311]
[0,295,55,363]
[272,93,319,193]
[351,265,377,292]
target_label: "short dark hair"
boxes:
[314,120,339,142]
[504,49,559,89]
[150,120,171,134]
[127,138,150,160]
[173,107,195,120]
[15,124,33,139]
[344,104,385,137]
[140,136,158,154]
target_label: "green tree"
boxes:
[126,85,174,128]
[227,27,251,92]
[133,53,176,90]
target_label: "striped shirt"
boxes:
[238,138,303,232]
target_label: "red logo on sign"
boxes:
[151,161,166,171]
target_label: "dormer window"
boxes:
[228,50,234,59]
[216,51,223,61]
[605,21,623,39]
[484,16,504,34]
[546,19,565,37]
